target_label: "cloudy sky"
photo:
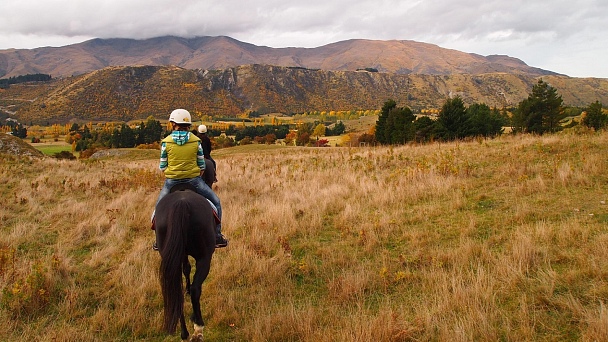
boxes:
[1,0,606,78]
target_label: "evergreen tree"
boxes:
[513,79,565,134]
[110,128,121,148]
[274,125,290,139]
[375,99,397,144]
[582,101,606,130]
[386,106,415,144]
[467,103,506,137]
[326,121,345,136]
[119,124,136,148]
[436,96,470,140]
[96,130,113,147]
[81,125,92,140]
[11,124,27,138]
[413,116,437,143]
[143,117,164,143]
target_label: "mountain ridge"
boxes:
[2,36,606,125]
[2,64,607,125]
[0,36,562,79]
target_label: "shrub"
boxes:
[136,142,160,150]
[1,263,52,319]
[53,151,76,160]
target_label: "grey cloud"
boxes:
[0,0,607,77]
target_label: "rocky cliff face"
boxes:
[2,65,607,124]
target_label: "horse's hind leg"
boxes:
[190,256,212,333]
[182,258,192,295]
[179,311,189,341]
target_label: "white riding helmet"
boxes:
[169,109,192,125]
[198,124,207,133]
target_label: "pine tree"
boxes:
[387,106,415,144]
[11,124,27,138]
[582,101,606,130]
[437,96,469,140]
[467,103,506,137]
[513,79,565,134]
[375,99,396,144]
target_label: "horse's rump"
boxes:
[202,158,215,188]
[156,188,216,257]
[164,183,220,225]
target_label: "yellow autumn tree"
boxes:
[312,124,326,139]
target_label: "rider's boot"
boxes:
[215,224,228,248]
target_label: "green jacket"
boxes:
[159,132,205,179]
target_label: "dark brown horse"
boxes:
[155,184,216,341]
[201,158,216,188]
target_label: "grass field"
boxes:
[30,141,73,156]
[35,145,73,156]
[2,131,608,341]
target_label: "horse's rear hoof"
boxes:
[188,324,204,341]
[189,335,203,342]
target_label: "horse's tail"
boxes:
[160,199,190,334]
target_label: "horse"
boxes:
[201,158,216,188]
[155,183,216,341]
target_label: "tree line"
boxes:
[375,79,606,145]
[66,117,164,152]
[63,117,346,154]
[226,121,345,145]
[17,78,607,152]
[0,74,52,89]
[375,97,507,144]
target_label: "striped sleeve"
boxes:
[197,141,206,170]
[159,141,168,171]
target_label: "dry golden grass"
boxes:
[2,131,608,341]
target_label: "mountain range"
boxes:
[0,36,561,79]
[1,36,607,125]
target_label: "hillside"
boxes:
[0,36,561,79]
[0,133,44,157]
[1,65,607,124]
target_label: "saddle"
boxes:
[169,183,197,193]
[150,184,220,231]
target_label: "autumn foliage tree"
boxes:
[312,124,326,139]
[64,118,165,151]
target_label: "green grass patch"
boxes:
[34,145,73,156]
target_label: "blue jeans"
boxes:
[155,177,222,235]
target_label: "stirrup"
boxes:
[215,235,228,248]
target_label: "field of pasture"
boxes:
[2,131,608,341]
